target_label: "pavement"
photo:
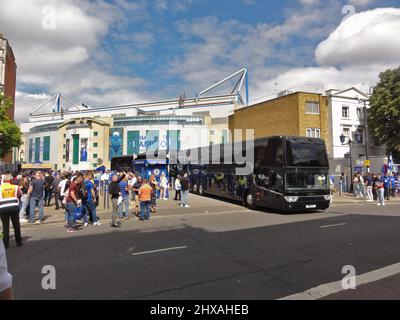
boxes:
[2,192,400,300]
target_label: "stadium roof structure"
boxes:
[29,68,249,118]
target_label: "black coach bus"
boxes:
[183,136,331,212]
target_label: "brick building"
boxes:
[0,33,17,171]
[228,91,329,152]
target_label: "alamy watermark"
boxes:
[341,265,357,290]
[41,265,56,290]
[144,128,255,175]
[342,4,356,20]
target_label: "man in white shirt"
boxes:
[100,171,110,189]
[0,240,13,300]
[58,175,69,209]
[129,173,137,202]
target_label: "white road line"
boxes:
[320,223,347,228]
[131,246,187,256]
[278,262,400,300]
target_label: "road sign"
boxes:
[365,160,371,167]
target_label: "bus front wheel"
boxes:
[244,191,256,210]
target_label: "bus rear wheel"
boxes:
[244,191,256,210]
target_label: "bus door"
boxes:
[254,166,272,206]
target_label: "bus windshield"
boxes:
[285,139,328,167]
[286,168,329,190]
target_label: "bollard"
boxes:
[105,184,109,210]
[339,180,343,197]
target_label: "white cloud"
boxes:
[348,0,378,6]
[251,8,400,102]
[316,8,400,66]
[169,2,341,92]
[299,0,320,5]
[155,0,193,12]
[14,92,52,123]
[0,0,150,122]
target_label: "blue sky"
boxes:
[0,0,399,120]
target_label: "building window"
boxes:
[63,164,66,168]
[306,102,320,114]
[342,106,350,118]
[210,130,215,135]
[93,163,97,168]
[63,144,66,149]
[306,128,321,138]
[94,132,98,137]
[63,134,66,138]
[63,155,66,159]
[93,154,98,159]
[93,143,98,148]
[343,128,350,138]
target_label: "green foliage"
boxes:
[0,94,22,158]
[369,66,400,159]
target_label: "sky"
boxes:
[0,0,399,122]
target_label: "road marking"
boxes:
[131,246,187,256]
[278,262,400,300]
[319,223,347,228]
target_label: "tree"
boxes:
[369,66,400,162]
[0,94,21,159]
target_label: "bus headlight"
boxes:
[324,195,332,201]
[284,196,299,203]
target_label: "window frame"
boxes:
[342,106,350,119]
[305,101,320,115]
[306,128,321,138]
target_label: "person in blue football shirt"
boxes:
[118,175,130,219]
[84,172,100,227]
[383,174,390,201]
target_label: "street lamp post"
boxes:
[358,86,374,173]
[341,131,361,192]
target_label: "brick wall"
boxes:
[228,92,331,151]
[229,93,300,141]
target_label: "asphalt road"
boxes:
[4,194,400,300]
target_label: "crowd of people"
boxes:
[0,170,191,246]
[338,171,400,206]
